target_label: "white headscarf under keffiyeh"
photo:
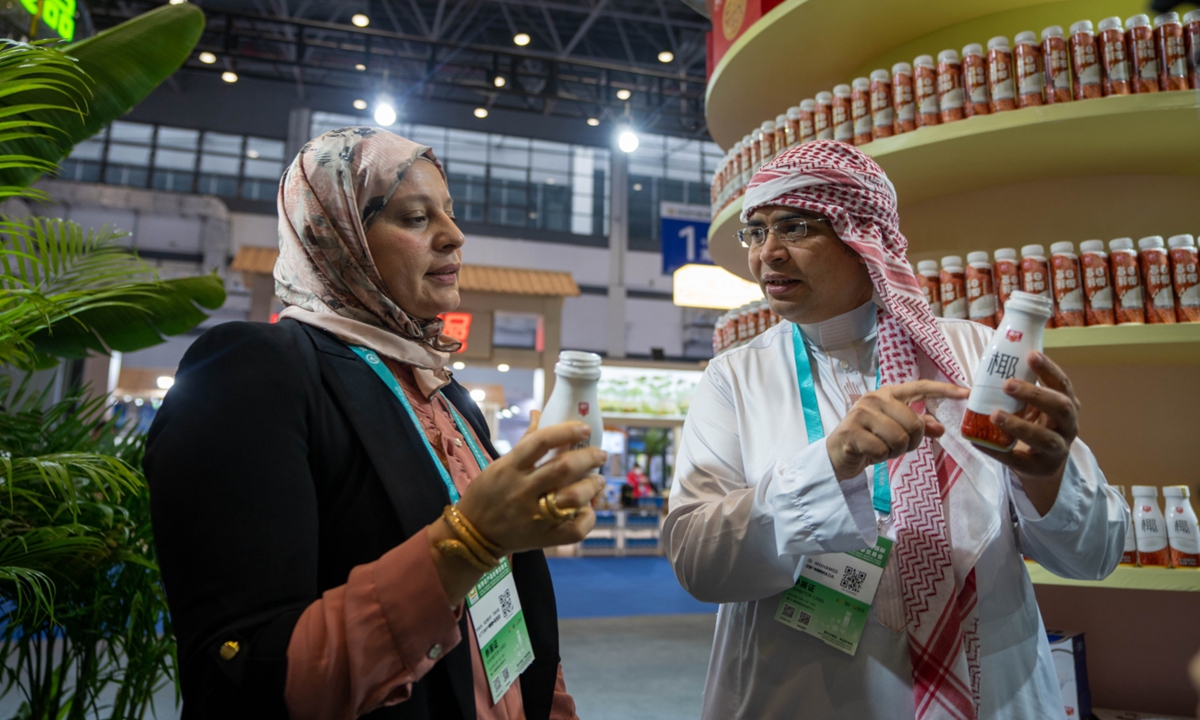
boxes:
[744,141,1003,720]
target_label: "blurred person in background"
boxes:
[626,463,654,499]
[145,128,602,720]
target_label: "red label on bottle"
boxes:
[578,402,590,416]
[1006,329,1023,342]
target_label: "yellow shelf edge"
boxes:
[1043,323,1200,350]
[1026,561,1200,592]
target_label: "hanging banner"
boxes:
[661,202,713,276]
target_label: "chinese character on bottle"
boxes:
[986,352,1020,380]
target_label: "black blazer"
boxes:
[144,319,561,720]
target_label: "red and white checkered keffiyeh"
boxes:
[744,141,1000,720]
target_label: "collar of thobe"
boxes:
[795,299,878,351]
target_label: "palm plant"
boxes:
[0,4,222,718]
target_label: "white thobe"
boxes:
[665,301,1129,720]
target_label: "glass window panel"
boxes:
[490,165,525,182]
[444,128,489,161]
[157,127,200,150]
[196,174,238,197]
[246,137,285,160]
[489,145,529,170]
[493,311,540,349]
[445,159,486,178]
[530,170,569,186]
[408,124,445,150]
[531,140,570,173]
[107,143,150,166]
[69,138,105,161]
[109,121,153,144]
[152,169,195,193]
[59,159,101,183]
[243,158,283,179]
[202,132,242,155]
[154,149,195,170]
[104,165,148,187]
[199,153,240,174]
[490,134,530,150]
[241,178,278,201]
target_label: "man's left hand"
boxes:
[974,351,1081,516]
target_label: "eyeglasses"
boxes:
[736,217,826,249]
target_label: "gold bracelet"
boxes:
[434,538,495,572]
[445,505,503,556]
[440,506,501,569]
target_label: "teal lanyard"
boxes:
[348,345,491,504]
[790,324,891,515]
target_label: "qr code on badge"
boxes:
[781,604,811,627]
[499,588,513,618]
[840,566,867,595]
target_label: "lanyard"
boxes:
[790,324,891,515]
[348,345,491,504]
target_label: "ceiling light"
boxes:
[473,107,489,118]
[156,376,175,389]
[246,149,260,159]
[452,361,466,370]
[500,409,513,419]
[469,388,487,402]
[513,32,531,46]
[494,75,507,88]
[351,13,369,27]
[123,395,132,402]
[135,398,144,406]
[497,363,510,372]
[168,0,186,4]
[618,127,639,153]
[616,88,631,100]
[353,98,368,110]
[509,404,520,413]
[587,117,600,126]
[221,71,238,83]
[355,63,366,71]
[633,183,643,191]
[546,177,555,184]
[198,51,216,64]
[374,100,397,126]
[673,264,766,309]
[658,50,674,63]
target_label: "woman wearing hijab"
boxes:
[144,127,599,720]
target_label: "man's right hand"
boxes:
[825,380,969,481]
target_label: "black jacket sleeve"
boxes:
[145,322,319,719]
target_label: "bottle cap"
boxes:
[1097,17,1123,33]
[917,260,939,274]
[1069,20,1094,35]
[1154,12,1180,28]
[1126,14,1151,29]
[1137,235,1165,250]
[555,350,602,380]
[963,43,984,57]
[742,134,753,145]
[1163,485,1191,499]
[1186,10,1200,25]
[751,128,763,140]
[892,61,913,75]
[1168,234,1196,248]
[967,251,991,265]
[816,91,833,103]
[1079,240,1106,253]
[1113,484,1126,494]
[1109,237,1134,251]
[1131,485,1159,497]
[775,113,787,125]
[1050,241,1075,255]
[1014,31,1038,46]
[937,49,960,64]
[987,36,1009,50]
[914,55,935,69]
[1021,244,1046,258]
[787,106,801,118]
[870,68,891,83]
[833,84,852,97]
[1004,291,1054,318]
[732,140,743,152]
[994,247,1017,260]
[853,77,871,90]
[761,120,776,132]
[941,255,964,269]
[1041,25,1064,40]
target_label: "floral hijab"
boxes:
[274,127,462,391]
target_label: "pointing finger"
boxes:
[887,380,970,405]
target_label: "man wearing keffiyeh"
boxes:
[665,141,1127,720]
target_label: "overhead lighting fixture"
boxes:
[587,117,600,126]
[353,98,368,110]
[221,71,238,83]
[500,409,513,419]
[351,13,370,27]
[497,363,510,372]
[198,51,216,64]
[168,0,186,4]
[509,404,520,413]
[469,388,487,402]
[156,376,175,389]
[374,99,397,126]
[673,264,765,309]
[545,177,555,184]
[135,398,144,406]
[633,183,643,191]
[658,50,675,63]
[246,149,260,158]
[494,75,507,88]
[473,107,489,118]
[355,63,366,71]
[616,88,632,100]
[452,361,466,370]
[618,127,639,153]
[513,32,531,46]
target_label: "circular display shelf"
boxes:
[1026,561,1200,592]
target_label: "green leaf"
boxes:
[0,4,205,188]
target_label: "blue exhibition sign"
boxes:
[660,202,713,275]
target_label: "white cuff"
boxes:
[1010,455,1085,532]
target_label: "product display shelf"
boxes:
[1026,561,1200,592]
[1042,323,1200,366]
[602,412,689,430]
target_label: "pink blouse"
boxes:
[284,361,578,720]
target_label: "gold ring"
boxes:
[538,491,577,524]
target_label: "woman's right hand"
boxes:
[456,417,606,554]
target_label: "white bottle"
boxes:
[1131,485,1171,567]
[1112,485,1137,565]
[960,291,1052,451]
[1163,485,1200,567]
[539,351,603,463]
